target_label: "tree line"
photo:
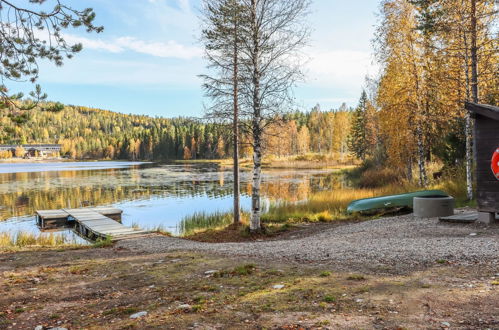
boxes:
[0,104,353,161]
[348,0,498,199]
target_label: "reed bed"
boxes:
[177,211,246,236]
[0,231,81,250]
[176,164,470,235]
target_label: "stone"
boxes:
[273,284,285,289]
[441,321,450,328]
[204,270,217,275]
[129,311,148,319]
[34,326,43,330]
[178,304,192,310]
[477,212,495,225]
[469,233,477,236]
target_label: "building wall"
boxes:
[475,114,499,212]
[0,145,61,158]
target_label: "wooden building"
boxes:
[0,144,61,158]
[466,102,499,224]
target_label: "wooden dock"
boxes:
[36,207,151,241]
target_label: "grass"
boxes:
[1,248,497,329]
[347,274,366,281]
[175,153,358,170]
[261,163,470,224]
[148,224,171,236]
[177,161,470,240]
[92,235,113,248]
[177,211,242,236]
[0,231,81,250]
[260,180,418,224]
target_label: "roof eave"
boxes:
[465,102,499,121]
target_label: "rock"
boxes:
[273,284,285,289]
[469,233,477,236]
[178,304,192,311]
[355,298,364,303]
[204,270,217,275]
[129,311,148,319]
[441,321,450,328]
[48,328,68,330]
[34,326,43,330]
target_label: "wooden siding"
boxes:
[474,114,499,212]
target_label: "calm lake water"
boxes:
[0,161,345,239]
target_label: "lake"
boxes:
[0,161,345,240]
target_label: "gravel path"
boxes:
[118,213,499,272]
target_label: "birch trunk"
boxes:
[410,59,428,186]
[416,124,428,187]
[462,0,478,201]
[250,0,262,231]
[465,111,473,199]
[462,18,473,200]
[250,130,262,231]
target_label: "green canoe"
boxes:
[347,190,449,213]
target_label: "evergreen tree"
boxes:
[348,91,369,160]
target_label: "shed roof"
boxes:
[466,102,499,121]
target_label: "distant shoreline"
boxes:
[0,158,131,164]
[0,158,69,163]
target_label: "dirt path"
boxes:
[120,212,499,273]
[1,213,498,329]
[1,247,498,329]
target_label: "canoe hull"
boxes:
[347,190,449,213]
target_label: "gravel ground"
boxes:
[118,212,499,273]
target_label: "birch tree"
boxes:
[239,0,310,231]
[439,0,498,200]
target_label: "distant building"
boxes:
[0,144,61,158]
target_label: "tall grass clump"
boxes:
[0,231,80,250]
[177,211,238,236]
[262,160,470,224]
[261,181,418,223]
[433,165,470,206]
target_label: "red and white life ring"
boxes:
[492,148,499,180]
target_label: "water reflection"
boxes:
[0,162,344,235]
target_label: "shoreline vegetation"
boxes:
[0,159,471,249]
[0,231,83,251]
[0,153,356,169]
[176,160,471,242]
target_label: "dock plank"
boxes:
[36,207,150,241]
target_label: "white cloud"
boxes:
[63,34,123,53]
[63,34,202,60]
[305,49,379,87]
[115,37,202,59]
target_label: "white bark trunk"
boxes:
[250,139,262,231]
[465,112,473,200]
[416,124,428,187]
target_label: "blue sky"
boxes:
[25,0,380,117]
